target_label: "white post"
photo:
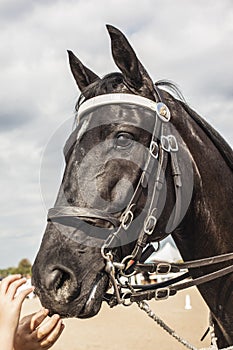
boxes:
[185,294,192,310]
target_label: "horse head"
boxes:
[32,25,193,318]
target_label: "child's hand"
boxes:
[0,275,34,350]
[14,308,65,350]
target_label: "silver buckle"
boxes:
[161,135,169,151]
[149,141,159,158]
[156,263,171,274]
[155,288,170,300]
[168,135,178,152]
[144,213,157,235]
[121,205,134,230]
[161,135,178,152]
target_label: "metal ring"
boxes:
[120,269,137,278]
[122,292,133,307]
[101,245,113,260]
[119,255,136,277]
[121,255,134,266]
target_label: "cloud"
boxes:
[0,0,232,268]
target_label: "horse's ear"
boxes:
[106,25,155,95]
[67,50,100,93]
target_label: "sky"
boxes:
[0,0,232,268]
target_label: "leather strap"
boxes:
[135,252,233,273]
[130,264,233,302]
[48,206,120,228]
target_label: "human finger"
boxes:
[30,308,49,331]
[7,277,28,299]
[34,314,61,341]
[16,286,35,306]
[0,274,21,295]
[40,319,65,349]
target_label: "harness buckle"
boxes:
[155,288,170,300]
[121,205,134,230]
[161,135,169,152]
[168,135,178,152]
[156,263,172,274]
[161,135,178,152]
[150,141,159,159]
[144,213,157,235]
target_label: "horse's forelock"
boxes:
[75,72,126,112]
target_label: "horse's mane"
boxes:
[155,80,233,171]
[180,101,233,171]
[75,74,233,171]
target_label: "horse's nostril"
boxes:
[45,266,81,301]
[45,269,62,290]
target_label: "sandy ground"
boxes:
[21,287,211,350]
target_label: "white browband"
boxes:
[77,93,170,122]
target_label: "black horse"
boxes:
[32,25,233,348]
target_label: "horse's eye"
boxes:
[115,132,134,148]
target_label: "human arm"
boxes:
[0,275,34,350]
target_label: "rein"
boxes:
[127,252,233,303]
[47,92,233,310]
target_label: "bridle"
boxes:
[47,92,233,308]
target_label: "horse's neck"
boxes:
[172,108,233,260]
